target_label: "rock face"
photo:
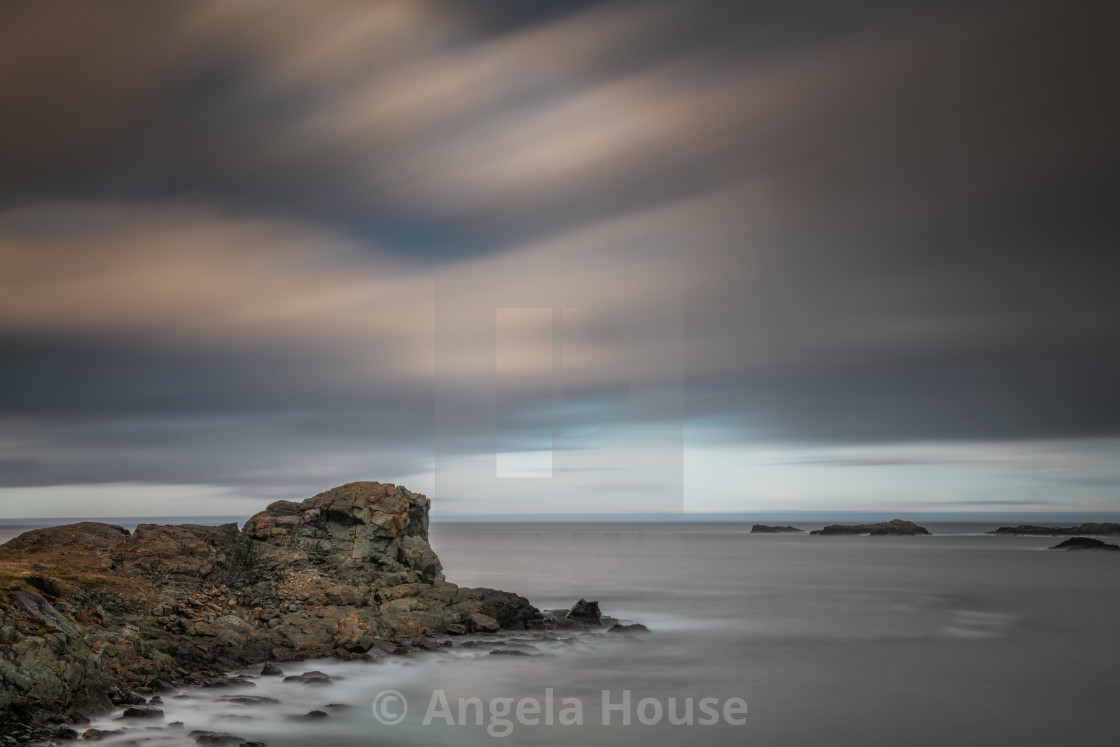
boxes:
[750,524,803,534]
[810,519,930,536]
[1049,537,1120,551]
[0,482,542,735]
[989,523,1120,537]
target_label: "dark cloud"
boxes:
[0,0,1118,508]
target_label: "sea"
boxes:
[3,519,1119,745]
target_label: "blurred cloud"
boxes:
[0,0,1118,514]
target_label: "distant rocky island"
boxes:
[1049,537,1120,551]
[0,482,605,740]
[810,519,930,536]
[750,524,804,534]
[988,523,1120,536]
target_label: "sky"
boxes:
[1,0,1118,519]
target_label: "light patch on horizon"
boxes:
[684,436,1120,513]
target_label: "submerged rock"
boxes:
[1049,537,1120,551]
[750,525,804,533]
[283,670,332,686]
[608,623,651,634]
[810,519,930,536]
[190,731,247,745]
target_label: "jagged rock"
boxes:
[810,519,930,536]
[1049,537,1120,551]
[750,525,803,533]
[567,599,602,623]
[989,523,1120,536]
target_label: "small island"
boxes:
[1049,537,1120,551]
[750,525,804,534]
[810,519,930,536]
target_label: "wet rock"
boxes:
[567,599,602,623]
[1049,537,1120,551]
[259,663,283,676]
[202,677,256,688]
[81,730,125,741]
[218,695,281,706]
[283,670,332,685]
[490,648,532,656]
[608,623,651,634]
[750,525,803,533]
[810,520,930,536]
[109,688,147,706]
[291,709,329,720]
[121,705,163,719]
[191,731,248,745]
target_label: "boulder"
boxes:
[566,599,602,623]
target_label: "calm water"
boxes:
[19,522,1120,745]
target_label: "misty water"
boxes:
[53,523,1120,745]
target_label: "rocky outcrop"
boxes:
[0,482,543,737]
[750,524,803,534]
[989,523,1120,537]
[810,519,930,536]
[1049,537,1120,551]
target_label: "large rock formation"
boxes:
[750,524,803,534]
[988,523,1120,537]
[810,519,930,536]
[0,482,541,737]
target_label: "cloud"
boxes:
[0,0,1118,511]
